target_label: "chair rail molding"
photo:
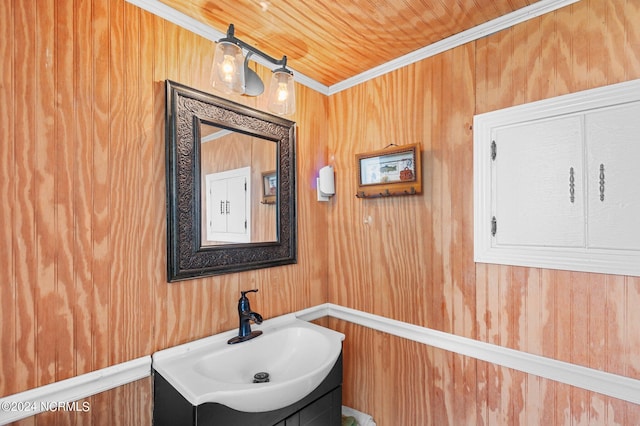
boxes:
[0,356,151,424]
[4,302,640,424]
[296,303,640,406]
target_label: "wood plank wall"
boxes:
[327,0,640,424]
[0,1,328,424]
[4,0,640,425]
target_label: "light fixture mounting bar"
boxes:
[222,24,289,70]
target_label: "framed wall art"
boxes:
[355,143,422,198]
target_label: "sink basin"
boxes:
[152,314,345,412]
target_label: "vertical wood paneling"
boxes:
[0,0,16,397]
[34,0,58,393]
[2,0,328,424]
[137,0,157,362]
[150,12,169,359]
[90,0,111,379]
[326,83,373,313]
[4,0,640,425]
[107,0,125,368]
[75,0,95,380]
[54,0,76,388]
[439,48,454,338]
[122,0,141,363]
[327,0,640,424]
[14,0,38,395]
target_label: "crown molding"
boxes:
[127,0,579,96]
[327,0,580,94]
[125,0,330,94]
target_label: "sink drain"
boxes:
[253,372,270,383]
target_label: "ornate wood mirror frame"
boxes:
[165,80,297,281]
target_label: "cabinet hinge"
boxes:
[491,216,497,236]
[491,141,497,161]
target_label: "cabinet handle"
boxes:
[599,163,605,202]
[220,200,225,214]
[569,167,575,203]
[226,200,230,214]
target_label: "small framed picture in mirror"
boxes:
[262,170,277,204]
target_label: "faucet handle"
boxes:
[238,289,259,313]
[240,289,259,297]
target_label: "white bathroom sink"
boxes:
[152,314,345,412]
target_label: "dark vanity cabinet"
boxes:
[153,353,342,426]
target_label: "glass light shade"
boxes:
[267,70,296,115]
[210,41,244,94]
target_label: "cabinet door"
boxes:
[585,101,640,250]
[226,175,248,235]
[206,174,229,237]
[297,388,341,426]
[493,115,585,248]
[204,167,251,243]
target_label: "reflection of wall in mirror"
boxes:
[200,126,277,244]
[251,138,277,242]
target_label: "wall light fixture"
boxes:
[211,24,296,115]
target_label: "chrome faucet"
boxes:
[228,289,263,344]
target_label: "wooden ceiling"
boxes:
[159,0,541,87]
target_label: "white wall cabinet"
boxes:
[205,167,251,243]
[474,79,640,276]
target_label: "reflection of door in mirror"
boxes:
[205,167,251,243]
[200,123,277,245]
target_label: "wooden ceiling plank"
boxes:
[341,0,417,50]
[274,0,377,84]
[287,0,398,82]
[155,0,548,87]
[308,0,419,75]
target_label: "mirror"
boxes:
[199,123,277,245]
[166,80,297,281]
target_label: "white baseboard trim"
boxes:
[296,303,640,406]
[0,356,150,424]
